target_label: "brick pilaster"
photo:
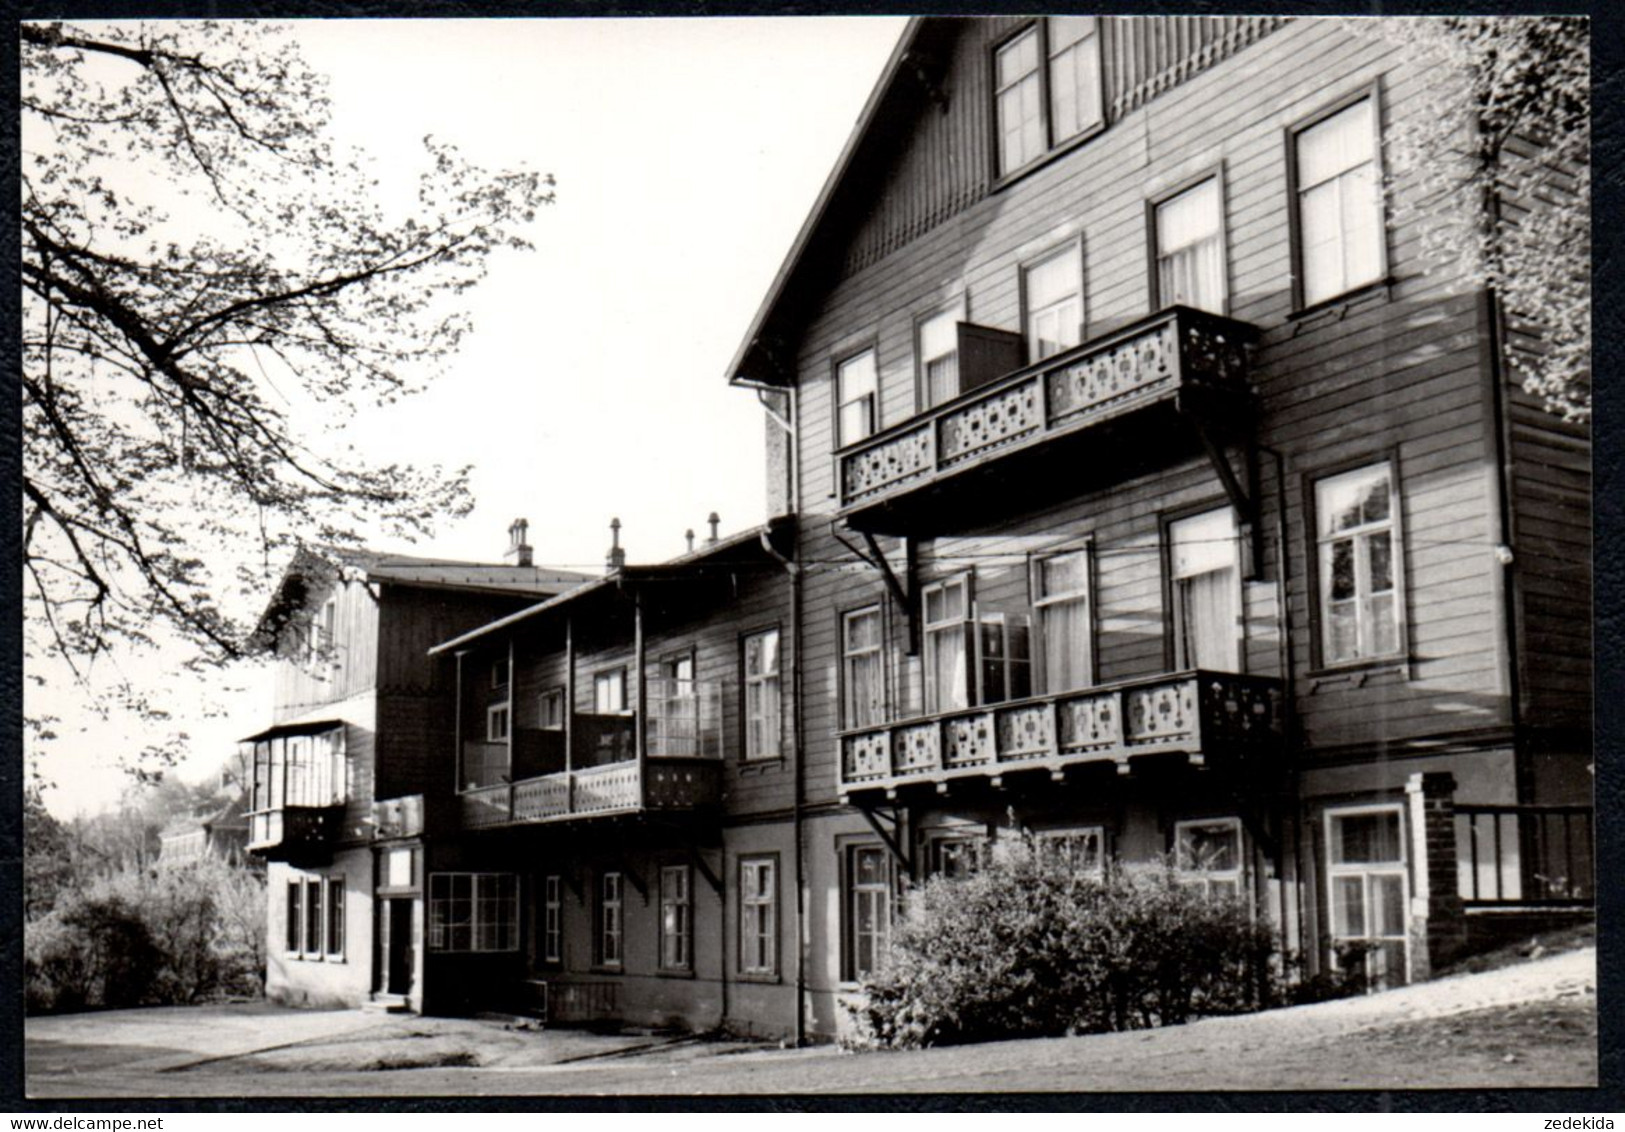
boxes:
[1406,771,1467,981]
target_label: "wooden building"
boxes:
[247,16,1590,1041]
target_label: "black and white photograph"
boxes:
[17,12,1599,1105]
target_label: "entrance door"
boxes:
[385,898,415,996]
[1169,508,1241,672]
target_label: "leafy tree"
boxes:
[1359,16,1589,421]
[21,21,553,769]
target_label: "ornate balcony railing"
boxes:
[458,756,722,830]
[838,670,1282,795]
[837,306,1257,513]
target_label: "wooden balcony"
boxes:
[838,670,1283,799]
[457,757,721,829]
[247,804,345,863]
[836,306,1258,534]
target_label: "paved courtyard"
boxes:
[25,947,1597,1098]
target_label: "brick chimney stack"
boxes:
[506,518,533,568]
[607,518,626,572]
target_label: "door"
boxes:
[385,898,415,996]
[1170,508,1241,672]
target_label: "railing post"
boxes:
[1405,771,1466,981]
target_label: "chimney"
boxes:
[606,517,626,572]
[707,512,720,546]
[685,529,695,554]
[506,518,533,568]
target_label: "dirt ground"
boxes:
[25,945,1598,1098]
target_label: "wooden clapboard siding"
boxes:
[782,15,1539,798]
[271,576,379,722]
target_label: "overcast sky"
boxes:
[36,16,908,817]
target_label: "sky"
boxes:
[31,16,908,817]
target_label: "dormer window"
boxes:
[994,18,1105,180]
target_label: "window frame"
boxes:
[593,667,629,715]
[833,343,880,450]
[1303,453,1409,674]
[1323,803,1411,989]
[1037,826,1109,876]
[486,701,511,744]
[737,854,779,979]
[284,879,303,955]
[427,872,520,954]
[325,876,345,959]
[1173,817,1247,901]
[541,874,563,965]
[1029,540,1096,695]
[539,687,565,732]
[1019,236,1086,364]
[741,626,783,762]
[839,602,888,731]
[303,876,324,960]
[921,574,973,715]
[841,842,894,984]
[1159,500,1245,675]
[659,863,693,974]
[1285,81,1389,314]
[926,833,984,879]
[1147,167,1230,316]
[913,298,967,413]
[597,870,624,971]
[990,17,1107,186]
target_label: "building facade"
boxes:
[251,17,1591,1040]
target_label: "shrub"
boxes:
[24,858,266,1013]
[846,837,1278,1049]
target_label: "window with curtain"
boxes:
[1295,96,1382,306]
[918,308,961,409]
[1169,508,1240,673]
[842,607,884,728]
[743,628,782,760]
[922,578,970,714]
[1155,176,1226,313]
[1326,806,1409,988]
[1315,462,1402,664]
[836,348,878,447]
[593,668,627,714]
[1034,549,1092,693]
[1023,244,1083,361]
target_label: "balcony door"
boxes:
[657,651,698,757]
[1170,507,1241,673]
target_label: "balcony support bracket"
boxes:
[861,532,919,655]
[623,863,649,904]
[688,846,724,897]
[1190,419,1264,581]
[857,804,913,874]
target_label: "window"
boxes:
[994,18,1103,178]
[490,658,507,689]
[1169,508,1241,673]
[542,875,563,964]
[325,877,345,957]
[304,876,324,958]
[842,607,884,729]
[427,873,519,952]
[1293,93,1383,307]
[593,668,627,714]
[384,848,413,889]
[1034,548,1092,693]
[974,612,1030,706]
[1153,175,1227,313]
[836,347,878,447]
[743,628,782,760]
[306,596,336,667]
[1175,818,1245,900]
[486,702,510,743]
[1022,243,1083,361]
[917,308,962,409]
[654,651,700,757]
[922,577,970,714]
[929,836,982,879]
[599,871,623,969]
[539,688,565,731]
[845,845,892,981]
[739,857,777,976]
[1326,806,1409,989]
[1314,462,1403,665]
[285,881,302,953]
[660,865,692,971]
[1039,827,1107,875]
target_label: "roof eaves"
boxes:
[724,18,924,388]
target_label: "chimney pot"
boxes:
[607,517,626,571]
[505,517,533,568]
[707,512,720,545]
[685,529,695,554]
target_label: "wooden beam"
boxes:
[862,531,919,655]
[1191,421,1263,581]
[857,805,912,874]
[689,846,724,896]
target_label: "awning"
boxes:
[240,719,345,743]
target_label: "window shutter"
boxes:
[957,323,1025,393]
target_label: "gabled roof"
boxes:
[250,545,593,651]
[726,17,933,387]
[428,516,796,656]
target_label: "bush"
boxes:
[846,837,1278,1049]
[25,858,265,1013]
